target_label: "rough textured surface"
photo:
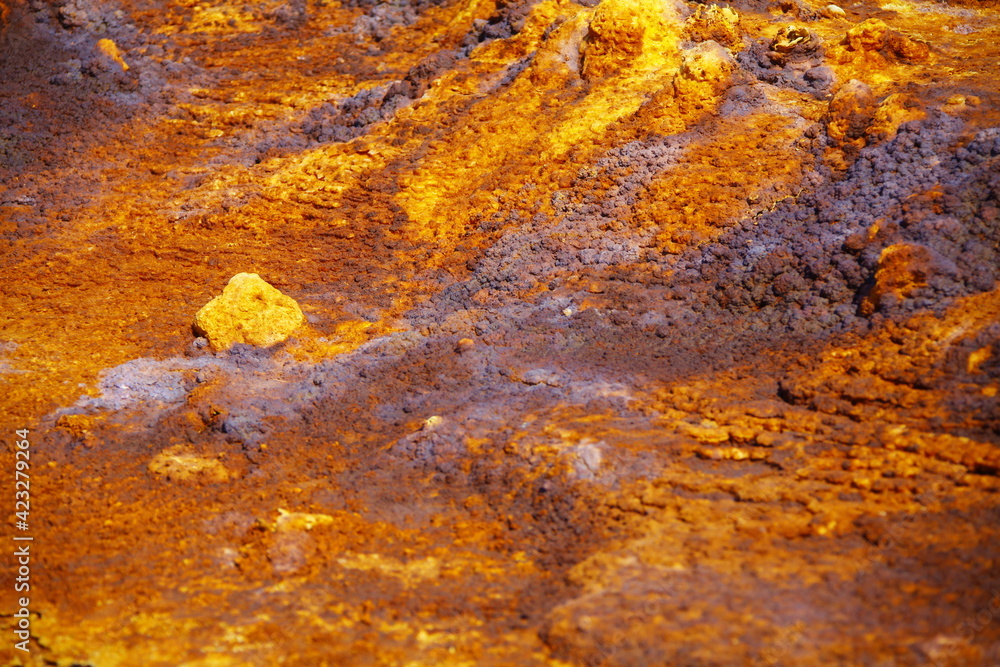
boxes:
[193,272,306,351]
[1,0,1000,663]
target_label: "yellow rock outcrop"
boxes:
[684,5,740,47]
[193,273,305,351]
[580,0,684,79]
[673,40,736,100]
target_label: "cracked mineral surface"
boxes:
[1,0,999,663]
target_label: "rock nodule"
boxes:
[193,273,305,351]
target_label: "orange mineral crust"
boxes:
[1,0,999,663]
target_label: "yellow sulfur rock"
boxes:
[274,508,335,532]
[860,243,954,314]
[148,446,231,483]
[834,18,930,64]
[673,40,736,100]
[678,40,736,83]
[684,5,740,47]
[193,273,305,351]
[677,421,731,443]
[826,79,876,146]
[967,347,992,374]
[96,38,129,71]
[866,93,926,143]
[580,0,683,79]
[846,18,888,51]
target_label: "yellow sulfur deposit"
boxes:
[580,0,684,79]
[96,38,129,71]
[193,272,305,351]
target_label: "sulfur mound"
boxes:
[684,5,740,47]
[673,40,736,99]
[767,25,823,67]
[678,40,736,83]
[826,78,876,147]
[833,18,930,64]
[866,93,926,143]
[580,0,683,79]
[193,273,305,352]
[737,24,831,97]
[861,243,957,315]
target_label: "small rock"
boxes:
[826,79,876,146]
[580,0,684,79]
[684,5,740,47]
[679,40,736,83]
[839,18,929,63]
[866,93,926,143]
[56,413,94,439]
[861,243,957,315]
[184,336,210,358]
[768,25,822,67]
[518,368,564,387]
[804,65,836,90]
[967,347,991,374]
[422,415,444,431]
[677,421,730,444]
[274,508,335,532]
[696,445,750,460]
[823,4,846,18]
[573,442,604,479]
[96,38,129,71]
[193,273,305,352]
[148,446,231,483]
[673,40,737,100]
[846,18,888,52]
[885,30,930,62]
[269,509,335,575]
[727,425,758,443]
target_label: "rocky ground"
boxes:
[1,0,999,662]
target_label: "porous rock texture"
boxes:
[2,0,1000,662]
[193,272,306,351]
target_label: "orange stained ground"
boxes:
[1,0,1000,663]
